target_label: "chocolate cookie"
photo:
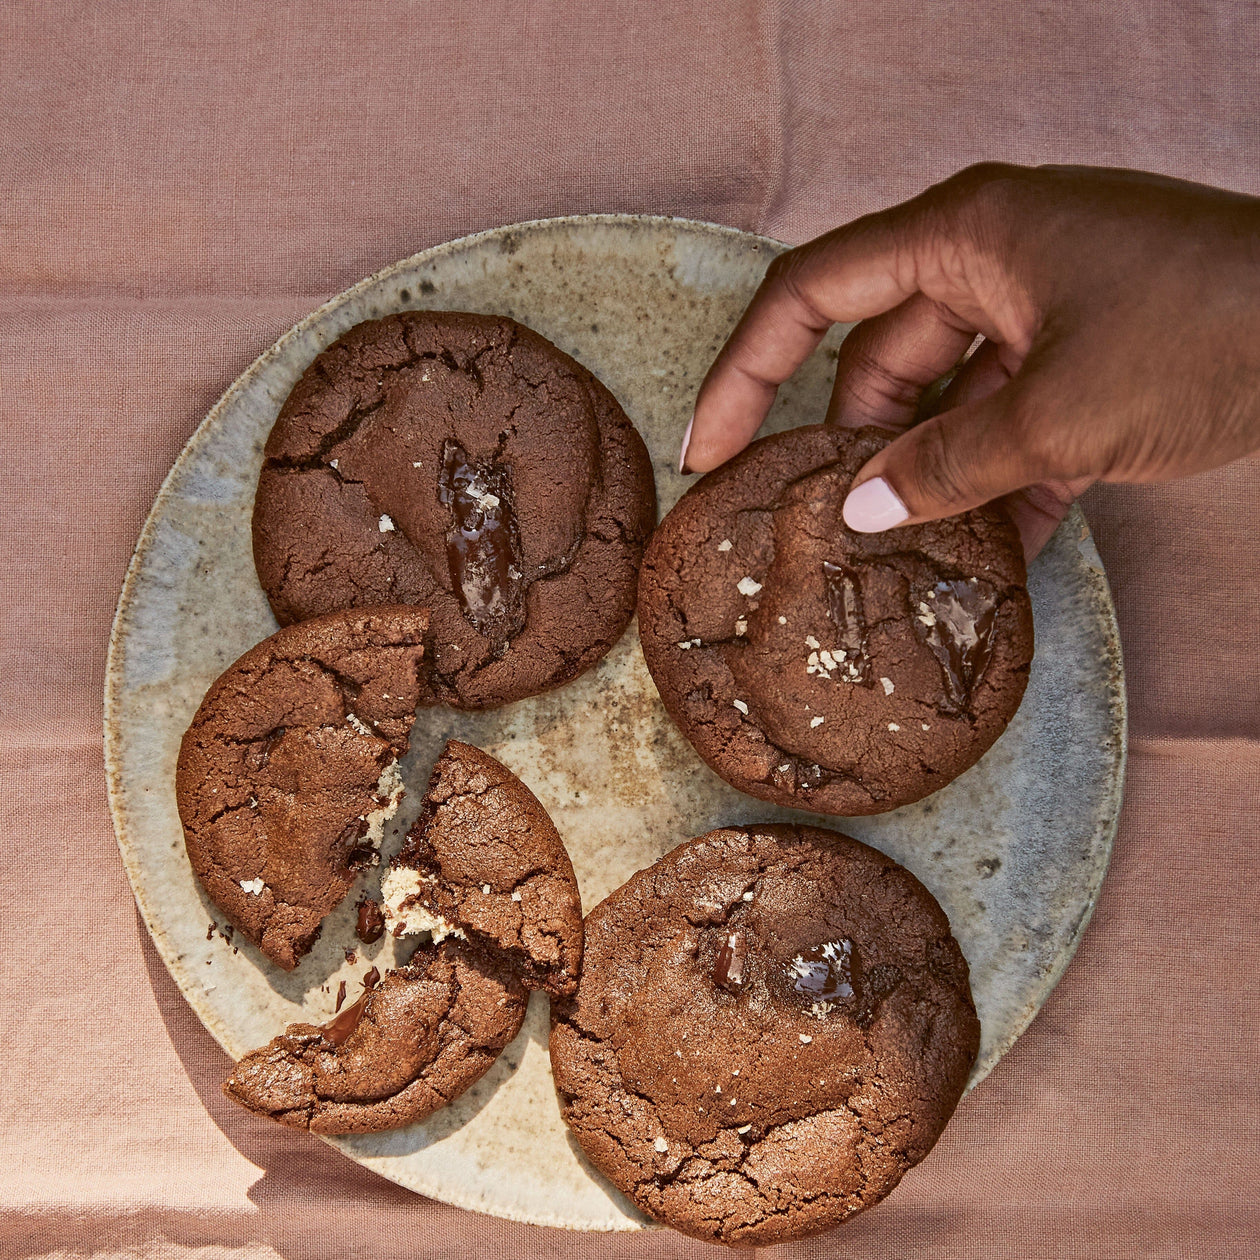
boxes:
[549,824,979,1245]
[381,740,583,996]
[638,425,1033,815]
[223,939,528,1134]
[176,606,429,970]
[252,311,656,710]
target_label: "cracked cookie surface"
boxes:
[252,310,656,709]
[176,606,429,970]
[222,939,527,1134]
[549,824,979,1246]
[381,740,583,996]
[638,425,1034,815]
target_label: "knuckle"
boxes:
[842,346,923,415]
[935,163,1029,239]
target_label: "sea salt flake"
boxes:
[511,891,522,901]
[888,722,900,732]
[778,615,787,625]
[799,1034,813,1044]
[742,891,754,901]
[718,539,733,552]
[732,699,749,715]
[810,715,825,728]
[734,618,748,636]
[736,576,763,597]
[240,878,265,896]
[412,461,423,468]
[481,884,491,895]
[805,635,821,650]
[738,1124,752,1134]
[880,677,895,695]
[654,1137,669,1152]
[328,458,339,469]
[378,514,396,532]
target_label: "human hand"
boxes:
[682,164,1260,557]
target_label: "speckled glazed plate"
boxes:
[105,216,1126,1231]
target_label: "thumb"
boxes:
[841,383,1049,530]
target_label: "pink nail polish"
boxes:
[678,414,695,474]
[842,477,909,532]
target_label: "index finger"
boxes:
[684,201,931,474]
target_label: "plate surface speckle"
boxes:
[105,215,1126,1231]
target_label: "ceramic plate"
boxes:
[104,215,1126,1230]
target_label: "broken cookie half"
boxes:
[381,739,584,997]
[223,939,527,1134]
[223,739,583,1134]
[176,606,430,970]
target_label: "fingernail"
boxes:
[678,413,695,475]
[842,477,909,532]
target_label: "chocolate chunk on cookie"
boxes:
[549,824,979,1246]
[252,311,656,709]
[638,425,1034,814]
[176,606,429,970]
[381,740,583,996]
[223,940,527,1134]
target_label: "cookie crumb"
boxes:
[378,514,396,533]
[736,576,763,597]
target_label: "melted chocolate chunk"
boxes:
[356,897,385,944]
[822,561,872,684]
[334,979,347,1012]
[915,578,999,712]
[437,440,525,647]
[787,939,854,1003]
[362,966,381,990]
[713,930,748,993]
[320,990,370,1046]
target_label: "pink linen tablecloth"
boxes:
[2,4,1257,1256]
